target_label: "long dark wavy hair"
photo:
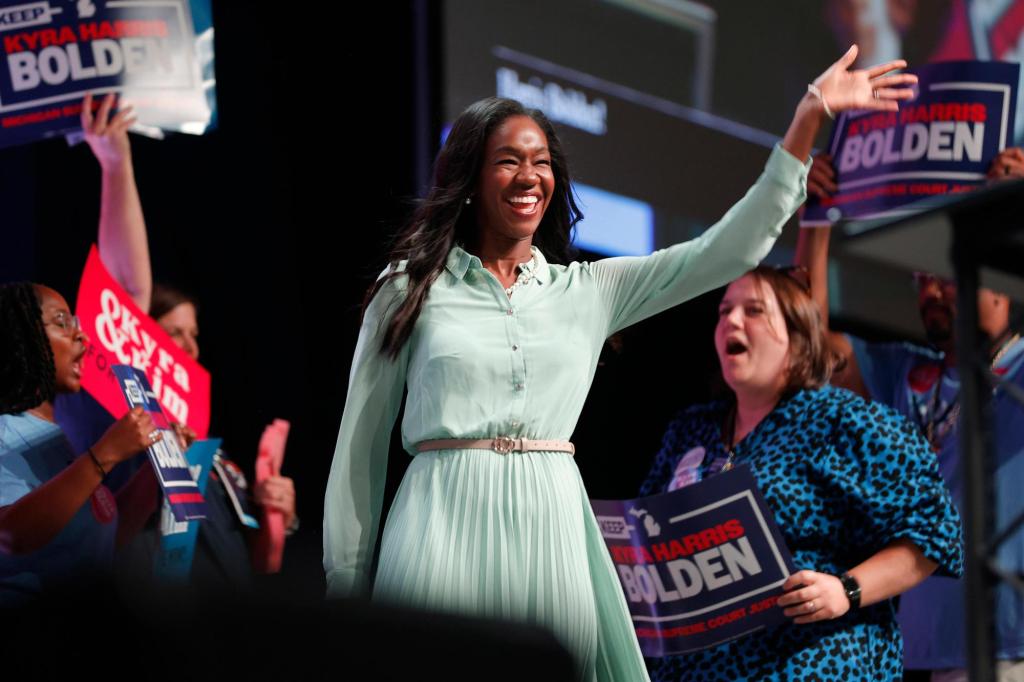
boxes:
[0,282,56,415]
[368,98,583,359]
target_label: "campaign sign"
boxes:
[591,465,795,657]
[214,454,259,530]
[156,437,219,580]
[0,0,212,148]
[803,61,1019,225]
[75,244,210,437]
[112,364,206,521]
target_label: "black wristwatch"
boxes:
[839,572,861,610]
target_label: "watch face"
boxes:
[840,573,861,608]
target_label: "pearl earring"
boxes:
[465,197,472,205]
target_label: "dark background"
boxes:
[2,3,1010,678]
[0,1,737,596]
[0,2,420,596]
[21,14,1015,666]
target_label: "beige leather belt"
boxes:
[416,437,575,456]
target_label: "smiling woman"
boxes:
[325,47,921,681]
[472,115,556,255]
[0,282,161,603]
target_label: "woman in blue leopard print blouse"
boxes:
[640,267,962,681]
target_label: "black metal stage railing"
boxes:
[839,177,1024,682]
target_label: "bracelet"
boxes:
[86,447,107,479]
[807,83,834,120]
[839,572,861,610]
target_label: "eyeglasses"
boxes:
[774,265,811,294]
[45,311,82,337]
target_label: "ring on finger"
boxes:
[148,430,160,442]
[806,600,816,612]
[873,89,879,99]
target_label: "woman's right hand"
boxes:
[92,406,162,470]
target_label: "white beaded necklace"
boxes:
[505,247,539,298]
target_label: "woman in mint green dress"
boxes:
[324,46,916,681]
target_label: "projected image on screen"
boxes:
[441,0,1024,338]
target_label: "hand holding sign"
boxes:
[170,421,197,450]
[778,570,850,625]
[254,476,295,528]
[81,92,135,171]
[92,405,162,471]
[813,45,918,115]
[253,419,292,573]
[806,154,838,200]
[802,61,1019,224]
[987,147,1024,181]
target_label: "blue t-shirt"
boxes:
[851,335,1024,668]
[0,412,117,603]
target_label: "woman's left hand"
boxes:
[813,44,918,115]
[254,475,296,529]
[778,570,850,624]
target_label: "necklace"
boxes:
[915,332,1021,451]
[26,405,52,423]
[505,247,539,298]
[713,404,739,475]
[991,332,1021,368]
[913,376,958,453]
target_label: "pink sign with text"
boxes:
[75,245,211,437]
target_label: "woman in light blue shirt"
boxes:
[0,282,161,602]
[324,46,916,680]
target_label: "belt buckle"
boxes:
[492,436,515,454]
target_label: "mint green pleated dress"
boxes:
[324,145,809,681]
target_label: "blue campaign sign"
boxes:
[803,60,1019,225]
[112,364,206,521]
[0,0,214,148]
[591,465,796,657]
[155,437,219,581]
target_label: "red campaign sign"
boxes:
[75,245,210,437]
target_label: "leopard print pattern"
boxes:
[639,386,963,681]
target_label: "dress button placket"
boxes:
[507,303,526,415]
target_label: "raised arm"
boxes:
[591,46,915,335]
[791,46,919,361]
[83,93,152,313]
[795,154,868,395]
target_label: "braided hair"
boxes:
[0,282,56,415]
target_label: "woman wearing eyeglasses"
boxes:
[639,266,963,681]
[0,282,160,604]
